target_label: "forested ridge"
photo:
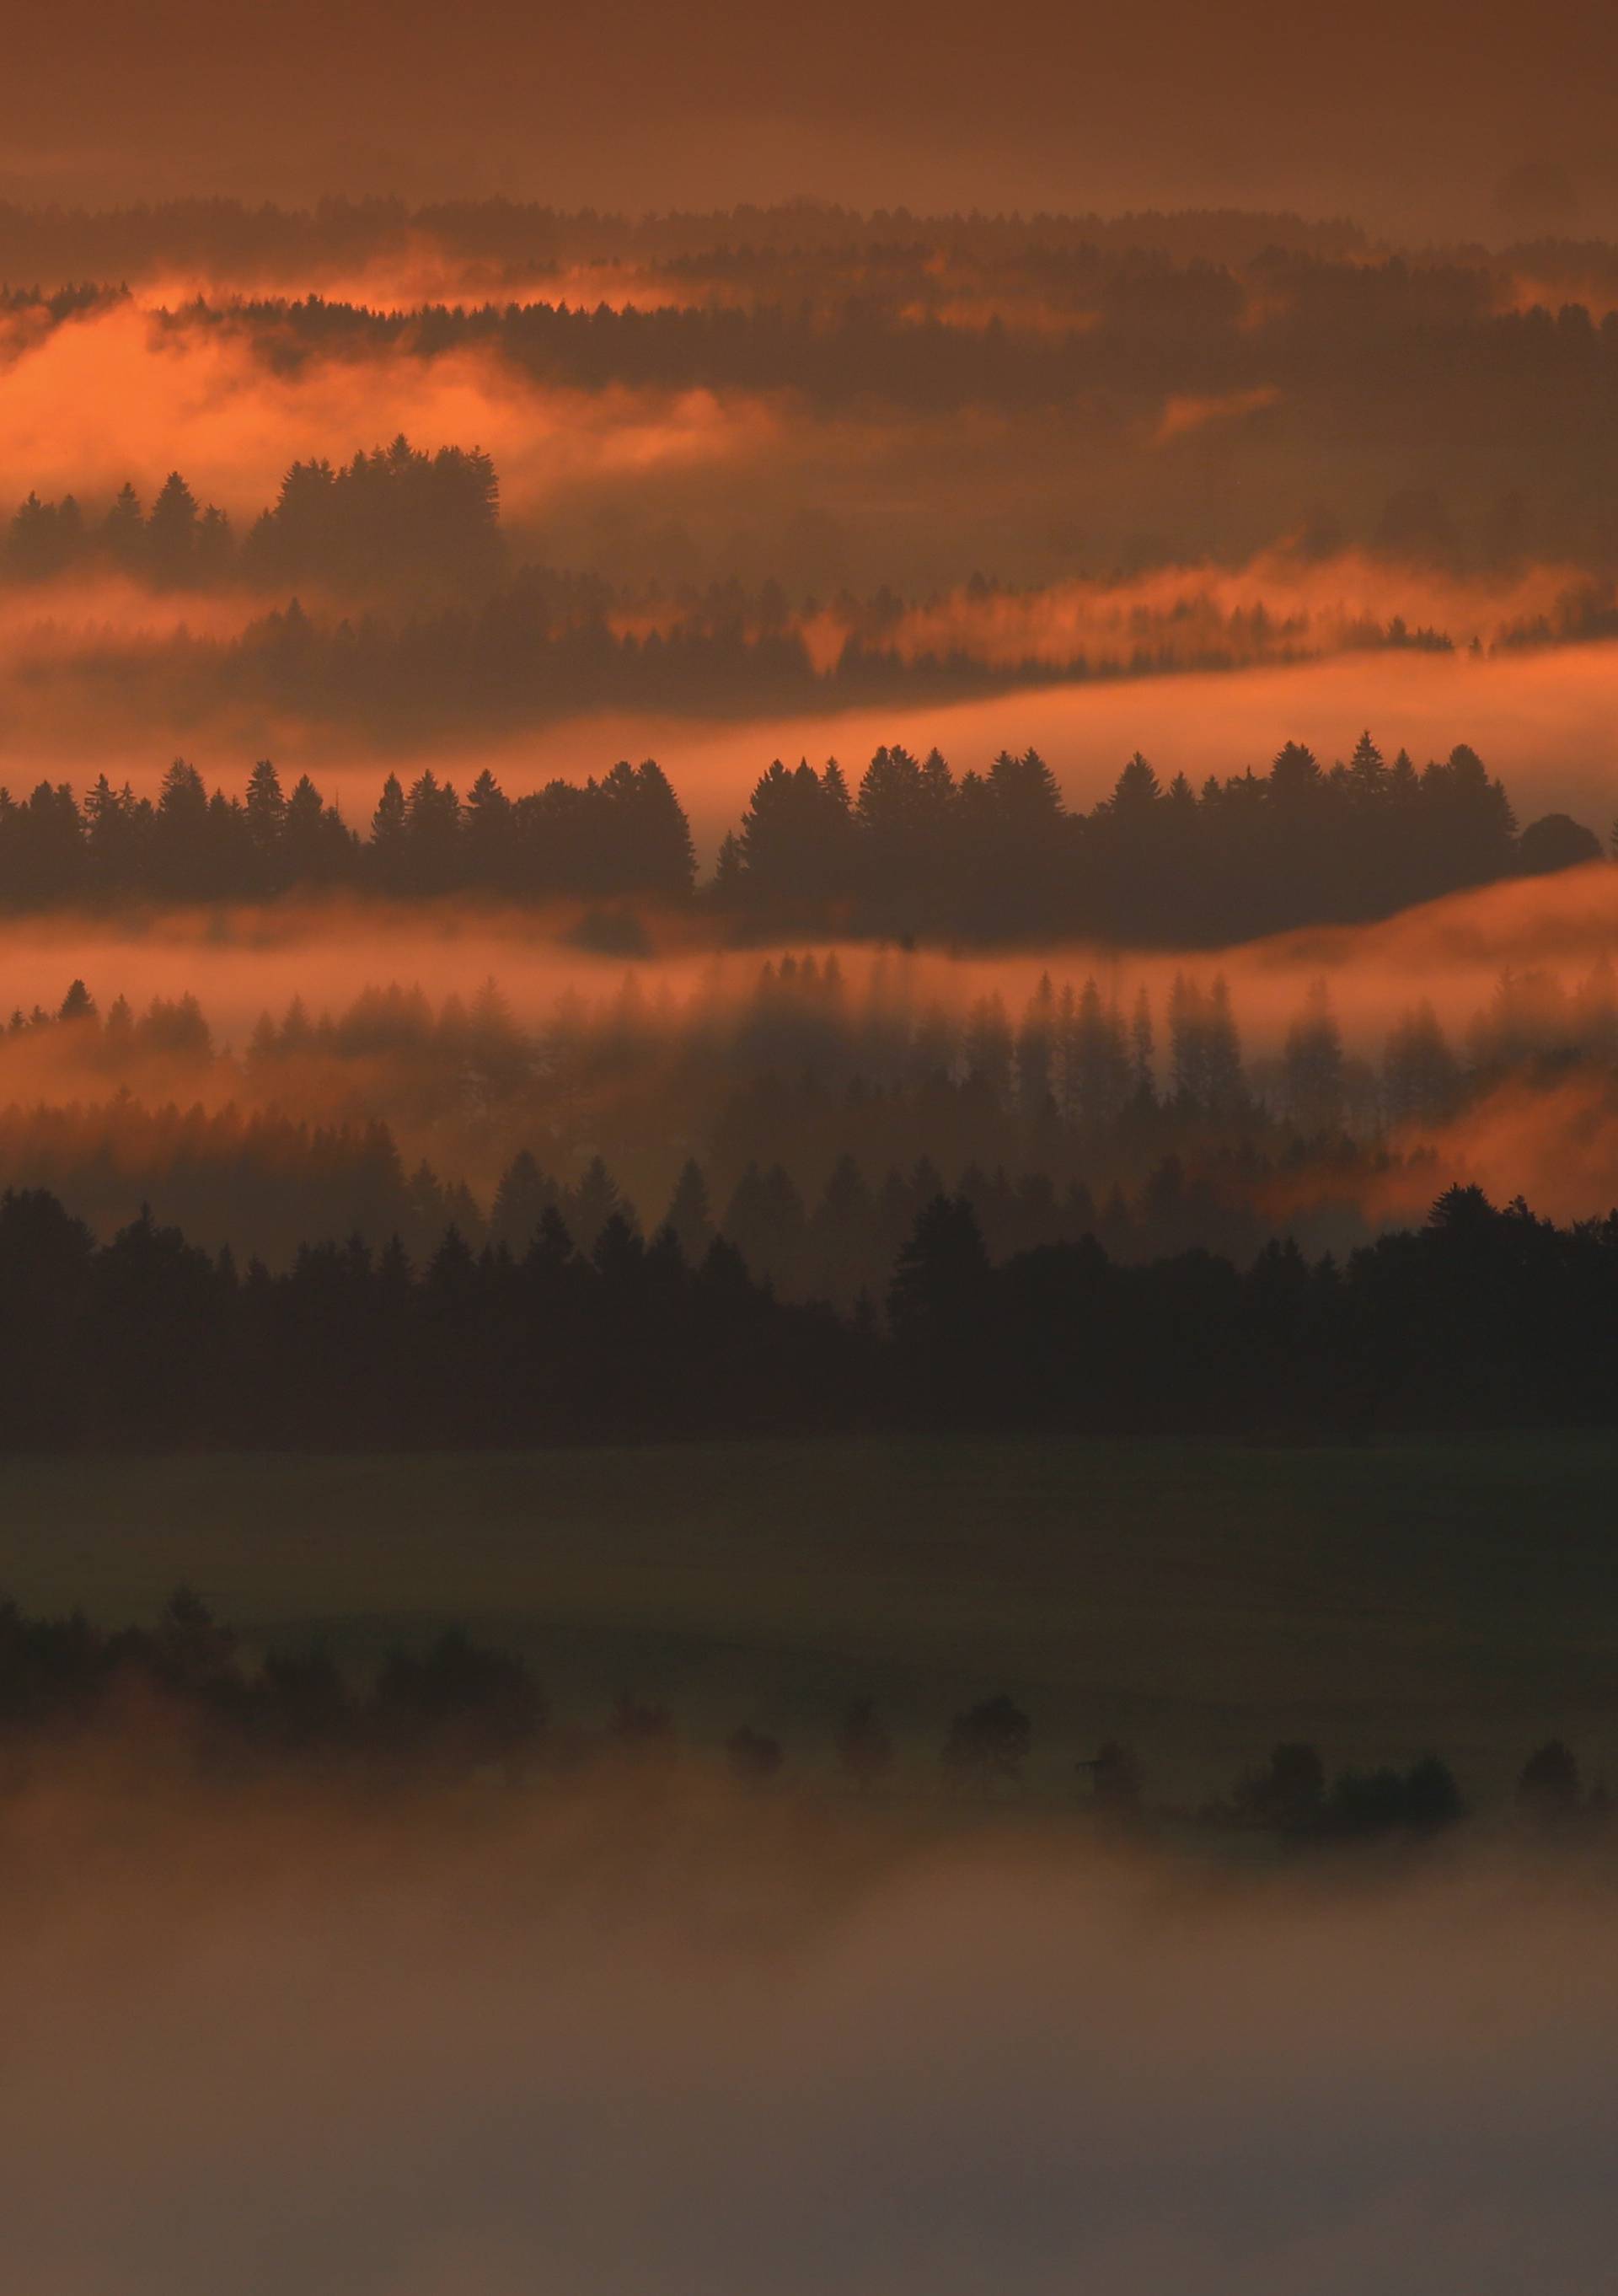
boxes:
[0,1178,1614,1446]
[11,432,1618,748]
[5,434,502,595]
[15,259,1618,441]
[3,942,1615,1292]
[0,545,1499,736]
[714,735,1599,940]
[0,733,1600,941]
[0,197,1375,277]
[19,213,1618,592]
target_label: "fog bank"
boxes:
[2,1778,1613,2294]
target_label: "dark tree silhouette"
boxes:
[1330,1756,1465,1837]
[1083,1740,1144,1818]
[726,1725,785,1785]
[0,1169,1607,1448]
[0,727,1588,941]
[1234,1741,1326,1835]
[372,1628,545,1771]
[944,1695,1031,1789]
[1518,814,1605,874]
[1515,1738,1583,1825]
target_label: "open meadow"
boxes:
[1,1434,1612,1806]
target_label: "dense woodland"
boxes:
[12,201,1618,610]
[3,947,1615,1286]
[0,736,1599,942]
[715,736,1601,940]
[2,208,1616,1440]
[11,431,1618,759]
[0,548,1491,733]
[2,434,1528,732]
[1,430,1611,636]
[0,1178,1615,1446]
[4,434,502,596]
[0,754,694,905]
[143,275,1618,443]
[11,255,1618,444]
[12,219,1618,573]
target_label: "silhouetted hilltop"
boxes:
[0,736,1597,943]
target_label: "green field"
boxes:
[0,1435,1613,1803]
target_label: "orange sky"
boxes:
[5,0,1618,238]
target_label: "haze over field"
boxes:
[3,1773,1616,2296]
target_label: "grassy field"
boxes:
[0,1435,1613,1803]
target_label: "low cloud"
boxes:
[0,297,774,521]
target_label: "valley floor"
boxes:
[0,1434,1612,1804]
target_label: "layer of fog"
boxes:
[0,856,1613,1040]
[2,862,1618,1226]
[1286,1070,1618,1228]
[7,288,1599,600]
[1,632,1615,864]
[0,298,769,538]
[5,545,1575,668]
[1,1773,1614,2295]
[566,643,1618,854]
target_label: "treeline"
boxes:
[112,273,1618,424]
[0,1587,1605,1845]
[0,1591,540,1781]
[0,1080,1471,1294]
[7,434,1467,681]
[8,434,500,595]
[9,437,1614,736]
[0,197,1373,281]
[5,952,1617,1288]
[0,1102,483,1274]
[0,1092,1386,1294]
[18,270,1611,564]
[2,1179,1618,1446]
[0,755,694,904]
[718,736,1604,940]
[15,233,1618,569]
[0,567,1468,735]
[0,737,1599,934]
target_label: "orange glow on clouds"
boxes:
[0,298,776,516]
[1152,384,1281,444]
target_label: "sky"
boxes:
[7,0,1618,237]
